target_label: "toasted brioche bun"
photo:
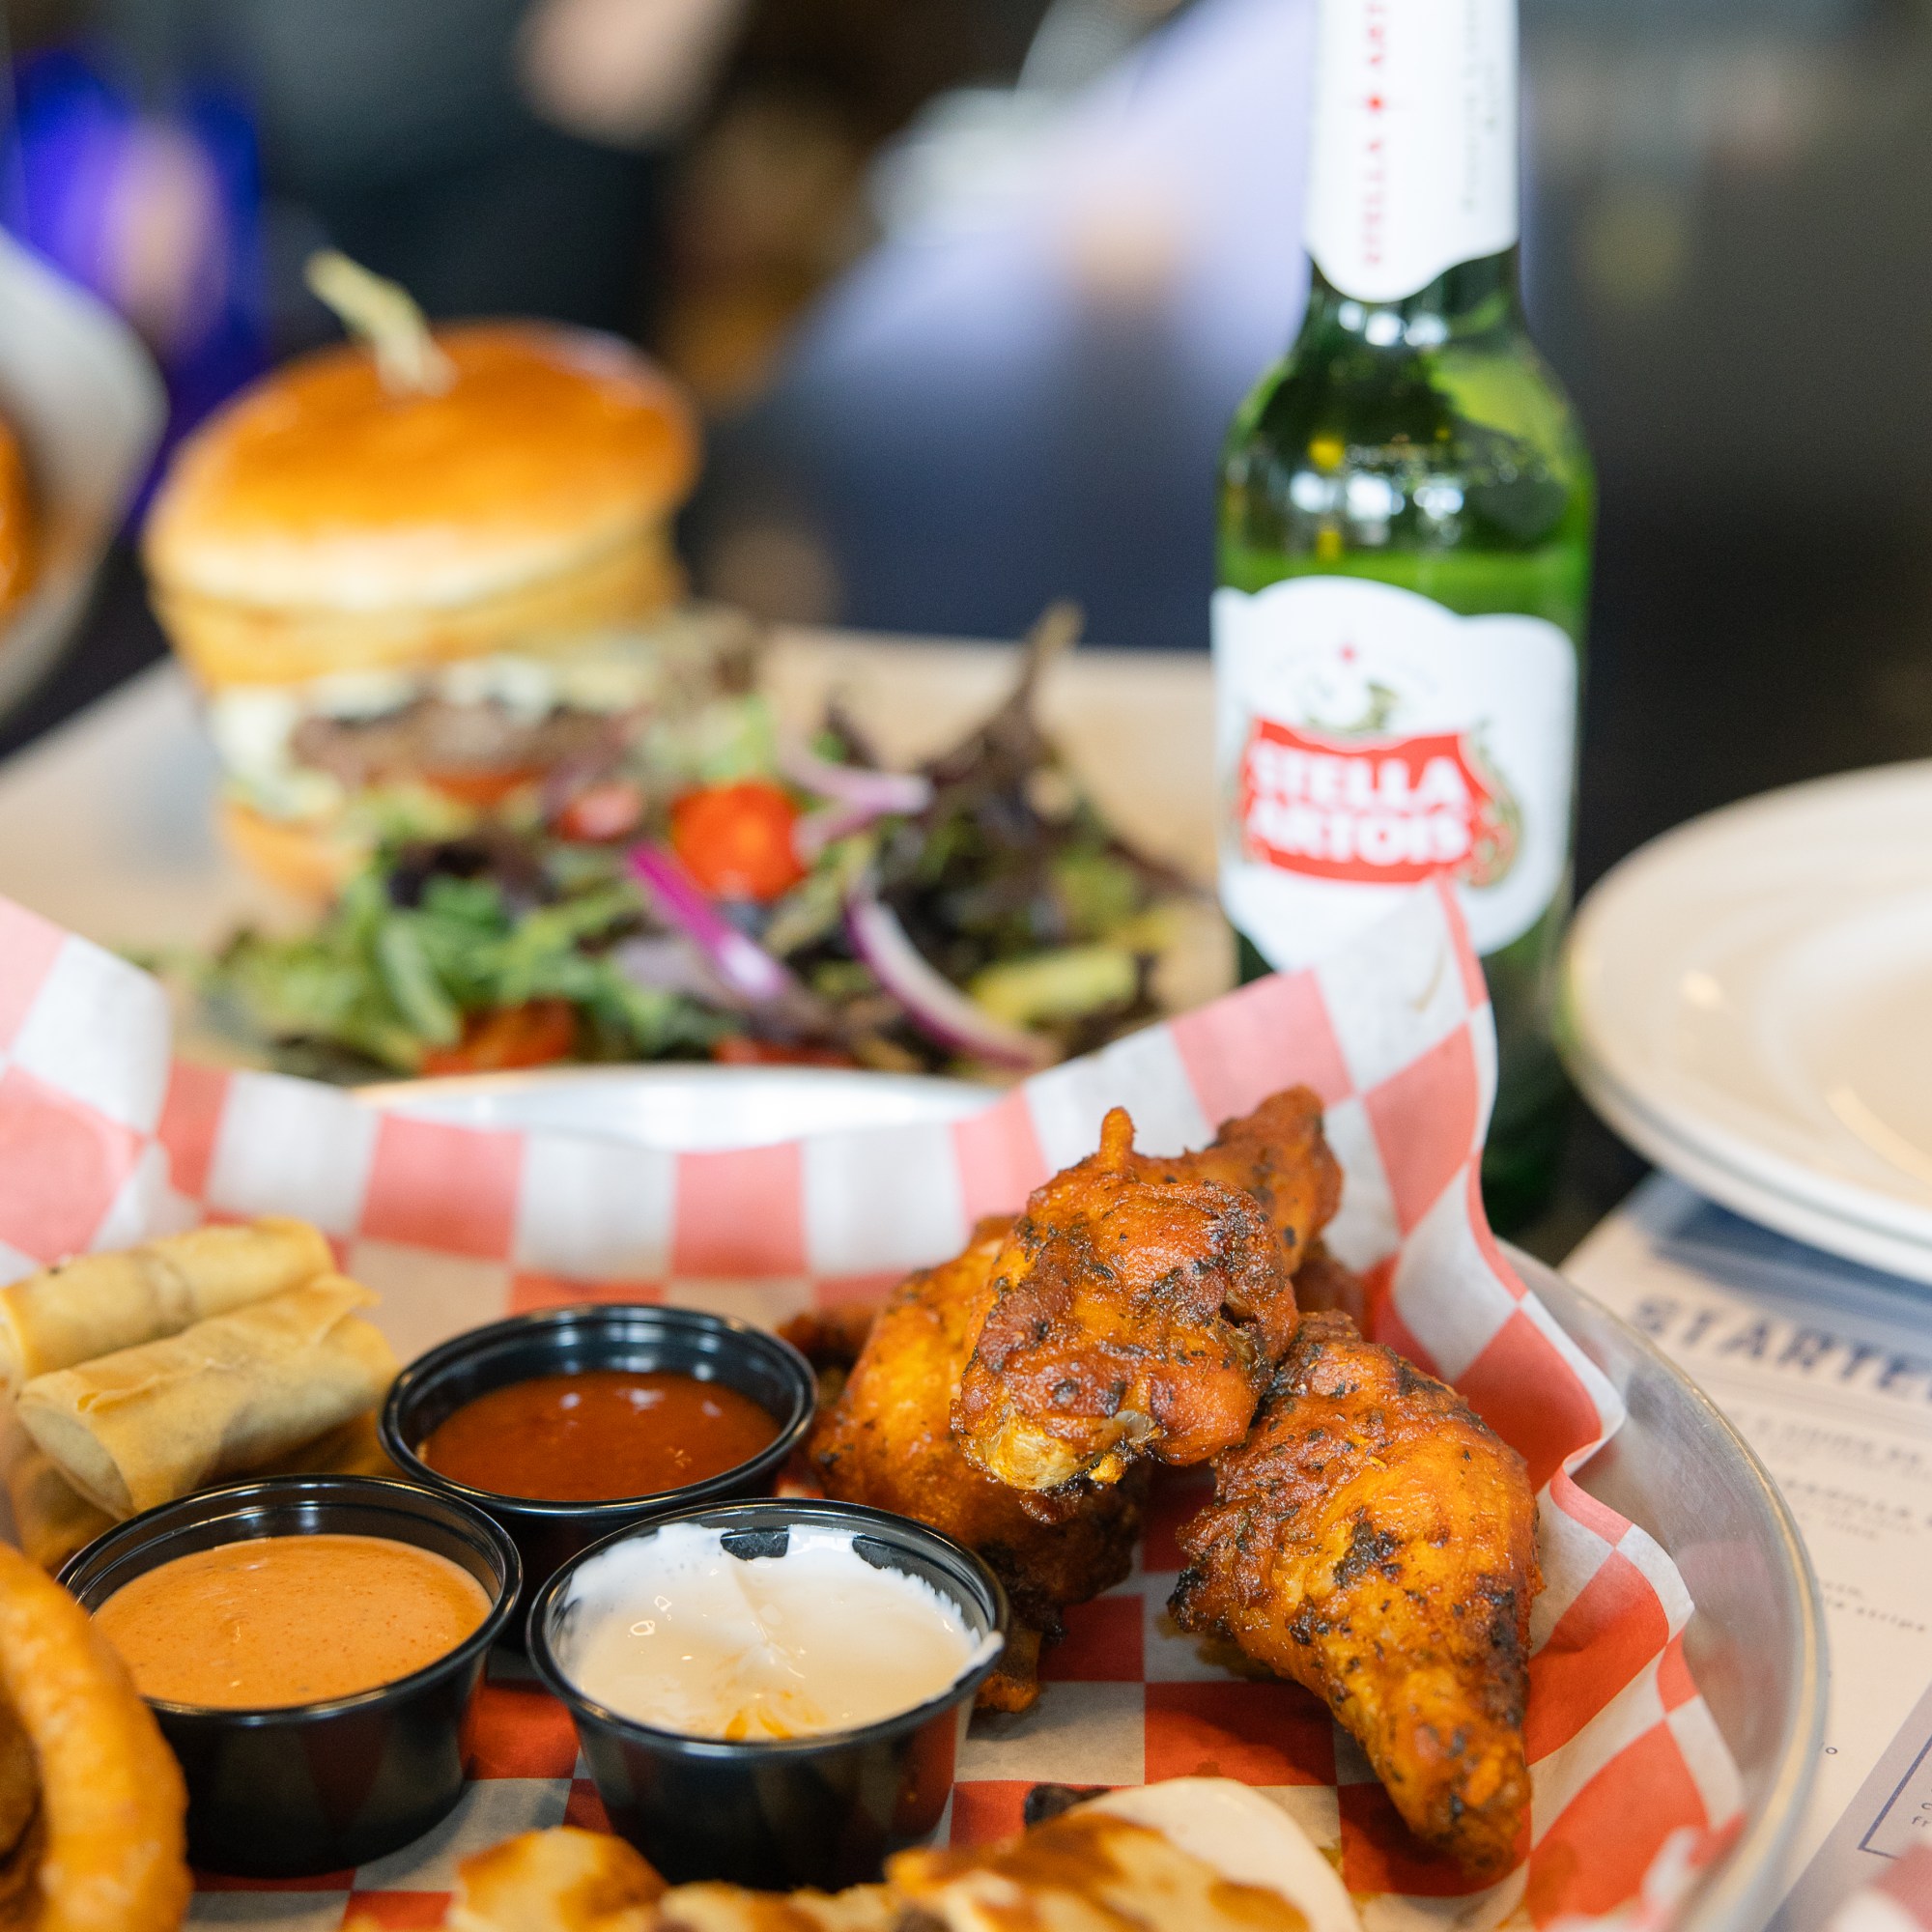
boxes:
[217,796,366,905]
[158,523,685,691]
[145,321,697,698]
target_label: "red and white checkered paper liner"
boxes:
[0,881,1743,1931]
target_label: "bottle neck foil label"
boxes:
[1213,576,1574,967]
[1304,0,1519,304]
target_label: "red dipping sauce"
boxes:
[419,1370,780,1503]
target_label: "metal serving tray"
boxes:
[362,1064,1824,1932]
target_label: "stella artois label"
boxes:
[1213,576,1575,967]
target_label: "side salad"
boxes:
[185,607,1214,1082]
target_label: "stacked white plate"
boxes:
[1561,759,1932,1284]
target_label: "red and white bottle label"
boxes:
[1305,0,1519,303]
[1213,577,1575,966]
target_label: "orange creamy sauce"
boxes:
[94,1533,492,1709]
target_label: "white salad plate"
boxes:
[1561,760,1932,1285]
[359,1062,1821,1932]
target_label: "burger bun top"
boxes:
[144,323,698,616]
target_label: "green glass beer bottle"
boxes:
[1213,0,1594,1229]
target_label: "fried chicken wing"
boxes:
[1283,1240,1367,1326]
[779,1302,879,1438]
[807,1218,1142,1714]
[1171,1312,1541,1879]
[1173,1087,1342,1286]
[952,1105,1309,1493]
[781,1304,877,1377]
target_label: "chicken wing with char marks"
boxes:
[1172,1087,1341,1285]
[952,1093,1338,1495]
[801,1218,1143,1714]
[1171,1311,1541,1879]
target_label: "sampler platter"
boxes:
[365,1063,1824,1932]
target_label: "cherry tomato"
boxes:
[670,781,807,900]
[554,779,646,843]
[421,1000,578,1074]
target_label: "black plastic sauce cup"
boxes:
[379,1304,817,1637]
[61,1475,520,1878]
[526,1498,1009,1890]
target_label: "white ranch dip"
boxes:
[555,1520,998,1741]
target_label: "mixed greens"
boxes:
[185,608,1207,1082]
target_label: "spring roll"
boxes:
[0,1415,111,1573]
[1,1408,400,1574]
[15,1276,397,1520]
[0,1218,334,1392]
[286,1409,402,1483]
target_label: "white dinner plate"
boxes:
[1561,760,1932,1283]
[355,1062,1820,1932]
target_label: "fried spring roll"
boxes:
[0,1409,401,1572]
[0,1415,110,1573]
[286,1409,402,1485]
[15,1276,397,1519]
[0,1218,334,1392]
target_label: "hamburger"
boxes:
[143,319,749,900]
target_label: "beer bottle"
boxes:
[1213,0,1594,1229]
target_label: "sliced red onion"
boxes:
[611,933,742,1007]
[779,735,933,815]
[628,844,794,1005]
[793,799,887,863]
[845,882,1055,1070]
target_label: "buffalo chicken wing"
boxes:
[1171,1311,1541,1878]
[952,1094,1339,1494]
[805,1218,1143,1713]
[1171,1086,1341,1282]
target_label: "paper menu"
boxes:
[1565,1177,1932,1925]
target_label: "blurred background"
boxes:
[1,0,1929,940]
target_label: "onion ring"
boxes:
[0,1543,188,1932]
[0,1703,34,1866]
